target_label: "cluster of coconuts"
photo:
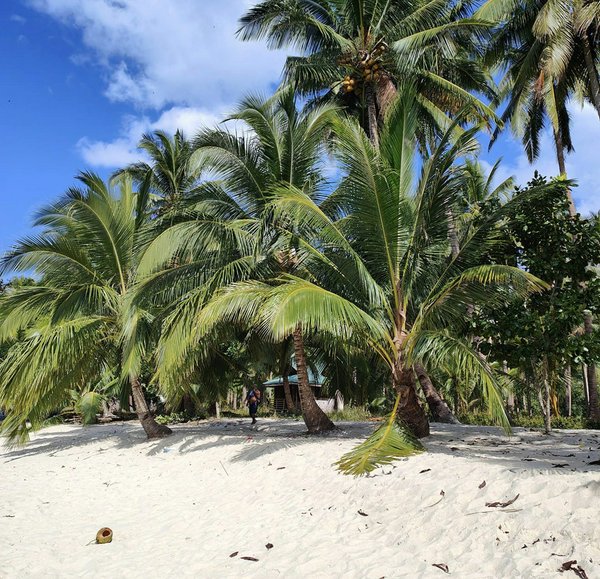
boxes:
[339,43,388,95]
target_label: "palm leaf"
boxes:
[335,393,424,476]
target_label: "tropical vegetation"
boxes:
[0,0,598,474]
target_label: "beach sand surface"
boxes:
[1,419,599,578]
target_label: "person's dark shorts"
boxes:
[249,402,258,415]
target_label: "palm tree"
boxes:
[238,0,498,146]
[188,92,551,464]
[480,0,600,215]
[134,90,338,432]
[0,173,172,442]
[113,130,202,217]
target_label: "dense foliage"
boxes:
[0,0,599,473]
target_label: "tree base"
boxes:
[146,423,173,439]
[395,368,430,438]
[305,418,336,434]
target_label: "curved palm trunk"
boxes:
[414,363,460,424]
[582,34,600,119]
[392,363,430,438]
[292,325,334,433]
[130,377,172,439]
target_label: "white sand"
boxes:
[1,419,599,578]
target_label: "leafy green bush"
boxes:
[511,415,589,429]
[460,411,592,430]
[155,412,189,425]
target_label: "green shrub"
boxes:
[459,411,592,430]
[155,412,189,425]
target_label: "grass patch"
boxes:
[329,406,372,422]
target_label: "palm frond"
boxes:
[335,393,424,476]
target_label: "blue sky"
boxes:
[1,0,599,258]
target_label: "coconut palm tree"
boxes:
[113,130,202,217]
[184,92,554,474]
[480,0,600,215]
[238,0,499,147]
[0,173,172,442]
[133,89,338,432]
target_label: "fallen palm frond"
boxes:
[335,394,424,476]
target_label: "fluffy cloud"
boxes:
[26,0,286,168]
[483,103,600,215]
[26,0,285,110]
[77,106,224,167]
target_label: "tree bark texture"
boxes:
[365,84,380,148]
[565,364,572,417]
[414,363,460,424]
[542,358,551,434]
[292,326,335,433]
[584,310,600,422]
[392,365,430,438]
[130,377,172,439]
[283,374,295,411]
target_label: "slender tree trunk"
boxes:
[130,377,172,439]
[292,325,334,433]
[279,340,295,411]
[582,34,600,119]
[453,376,460,415]
[504,360,515,415]
[542,358,551,434]
[414,363,460,424]
[446,207,460,259]
[392,364,430,438]
[584,310,600,422]
[283,374,295,411]
[553,130,576,216]
[565,364,572,417]
[365,84,380,148]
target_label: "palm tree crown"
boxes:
[239,0,499,146]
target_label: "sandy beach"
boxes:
[1,420,599,578]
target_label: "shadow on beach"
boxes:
[2,418,600,472]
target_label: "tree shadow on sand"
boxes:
[423,423,600,474]
[2,420,600,474]
[0,418,376,462]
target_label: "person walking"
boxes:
[246,387,261,425]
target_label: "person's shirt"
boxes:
[247,389,261,404]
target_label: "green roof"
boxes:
[263,368,324,386]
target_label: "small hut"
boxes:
[263,369,343,414]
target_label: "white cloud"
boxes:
[76,137,141,168]
[26,0,286,168]
[77,106,224,168]
[26,0,285,110]
[484,103,600,215]
[10,14,27,24]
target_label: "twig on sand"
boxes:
[558,560,589,578]
[466,508,522,516]
[219,461,229,477]
[486,494,519,508]
[425,490,445,508]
